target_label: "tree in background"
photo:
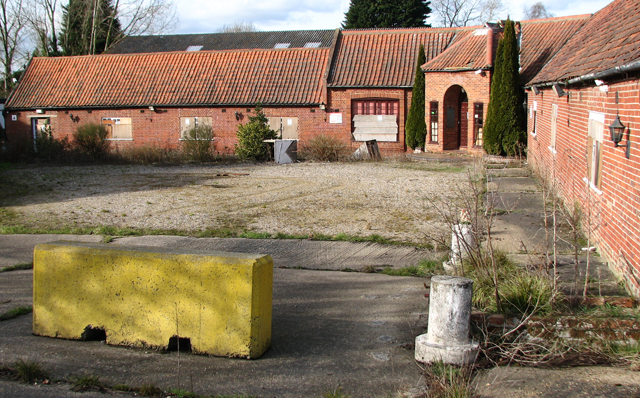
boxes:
[0,0,26,96]
[483,19,525,156]
[405,44,427,150]
[60,0,121,55]
[430,0,505,27]
[218,21,257,33]
[342,0,432,29]
[523,2,553,19]
[27,0,60,57]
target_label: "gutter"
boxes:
[527,59,640,89]
[5,103,323,112]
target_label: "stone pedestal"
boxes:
[415,275,478,365]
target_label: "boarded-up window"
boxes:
[267,117,298,139]
[473,103,483,147]
[587,111,604,190]
[430,102,439,143]
[351,99,399,142]
[550,104,558,151]
[180,117,212,139]
[102,117,132,139]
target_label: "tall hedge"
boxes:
[483,20,525,156]
[405,45,427,150]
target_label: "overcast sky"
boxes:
[172,0,612,34]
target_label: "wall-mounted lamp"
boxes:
[35,109,44,114]
[532,86,540,95]
[594,79,605,86]
[69,113,79,122]
[609,113,631,159]
[319,102,326,111]
[148,106,155,111]
[552,83,566,97]
[235,111,241,121]
[474,69,485,76]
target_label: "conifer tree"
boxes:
[342,0,432,29]
[499,19,525,155]
[405,44,427,149]
[482,36,504,155]
[61,0,121,55]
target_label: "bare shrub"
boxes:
[73,123,110,158]
[115,145,182,164]
[300,134,349,162]
[181,124,215,162]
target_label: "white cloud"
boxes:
[174,0,350,33]
[172,0,610,34]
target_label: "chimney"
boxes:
[486,27,494,67]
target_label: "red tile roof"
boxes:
[421,28,493,71]
[519,15,590,84]
[7,48,329,109]
[328,28,460,87]
[530,0,640,84]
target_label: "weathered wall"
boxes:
[526,78,640,297]
[33,241,273,358]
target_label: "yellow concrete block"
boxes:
[33,241,272,358]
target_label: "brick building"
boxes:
[526,0,640,296]
[3,20,586,156]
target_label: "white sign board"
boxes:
[329,113,343,124]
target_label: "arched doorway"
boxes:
[442,85,468,150]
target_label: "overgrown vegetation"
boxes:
[422,361,473,398]
[73,123,110,158]
[3,359,49,383]
[71,374,107,392]
[0,306,33,321]
[0,262,33,272]
[300,134,349,162]
[235,106,278,161]
[182,124,216,162]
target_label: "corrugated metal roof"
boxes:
[327,28,460,87]
[530,0,640,84]
[107,30,336,54]
[6,48,329,109]
[519,15,590,84]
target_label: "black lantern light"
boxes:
[609,113,630,158]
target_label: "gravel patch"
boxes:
[0,161,469,244]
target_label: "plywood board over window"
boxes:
[351,99,399,142]
[102,117,132,139]
[180,117,212,139]
[267,117,298,139]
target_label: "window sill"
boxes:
[583,178,603,195]
[179,138,216,141]
[106,138,133,141]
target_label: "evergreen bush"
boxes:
[405,44,427,150]
[235,106,278,161]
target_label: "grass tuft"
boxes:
[0,262,33,272]
[0,306,32,321]
[423,361,473,398]
[323,386,351,398]
[13,358,48,383]
[136,383,165,397]
[71,374,107,392]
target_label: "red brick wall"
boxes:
[424,70,491,154]
[327,87,410,154]
[6,87,414,157]
[5,106,337,155]
[527,79,640,297]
